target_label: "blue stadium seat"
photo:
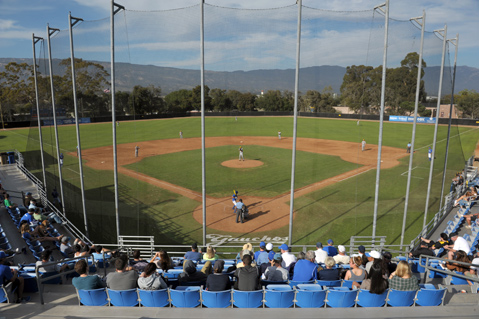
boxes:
[342,280,361,289]
[294,284,326,308]
[261,280,288,286]
[232,289,264,308]
[77,288,109,306]
[386,289,417,307]
[201,289,232,308]
[170,287,201,308]
[316,280,342,288]
[138,289,169,307]
[107,288,139,307]
[356,289,388,307]
[450,272,471,285]
[325,288,357,308]
[415,287,446,306]
[288,280,315,288]
[264,285,294,308]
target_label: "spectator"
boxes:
[421,233,451,257]
[470,251,479,276]
[317,257,340,280]
[236,249,256,268]
[234,254,260,291]
[279,244,296,269]
[266,243,275,261]
[73,238,93,254]
[129,250,148,272]
[92,245,111,261]
[21,223,62,244]
[324,239,338,257]
[235,243,254,264]
[365,250,381,274]
[73,244,87,258]
[33,208,48,222]
[445,232,471,260]
[359,260,388,294]
[3,194,17,210]
[106,257,138,290]
[178,259,211,284]
[138,263,167,290]
[382,251,397,275]
[333,245,350,265]
[314,242,328,264]
[409,241,435,259]
[254,241,269,266]
[388,261,419,291]
[36,250,69,273]
[358,245,368,267]
[72,259,104,290]
[292,251,317,281]
[20,208,35,225]
[344,256,367,282]
[263,253,289,282]
[206,260,231,291]
[202,245,219,261]
[150,250,174,272]
[184,243,202,262]
[445,250,471,274]
[0,251,28,302]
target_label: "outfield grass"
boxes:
[2,117,478,246]
[127,145,359,197]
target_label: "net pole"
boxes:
[47,24,66,217]
[111,1,125,244]
[423,25,447,231]
[200,0,207,246]
[288,0,302,247]
[32,34,47,192]
[372,0,389,242]
[69,12,89,239]
[439,34,459,210]
[400,11,426,251]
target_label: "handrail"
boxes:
[36,254,95,304]
[418,254,479,292]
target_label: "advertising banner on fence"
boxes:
[43,118,91,126]
[389,116,436,124]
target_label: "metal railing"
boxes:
[418,254,479,293]
[36,255,96,304]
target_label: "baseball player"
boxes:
[278,131,281,140]
[407,142,411,153]
[428,147,432,161]
[135,145,140,158]
[361,139,366,152]
[59,153,64,167]
[232,190,238,211]
[239,146,244,161]
[179,130,183,139]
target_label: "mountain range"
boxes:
[1,58,478,97]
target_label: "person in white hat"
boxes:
[333,245,350,265]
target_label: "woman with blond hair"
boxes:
[317,257,340,280]
[388,260,419,291]
[203,245,219,261]
[344,256,367,281]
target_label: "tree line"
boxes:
[1,55,478,120]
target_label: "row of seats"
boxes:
[76,284,446,308]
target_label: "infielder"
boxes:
[179,130,183,139]
[407,142,411,153]
[428,147,432,161]
[135,145,140,158]
[239,146,244,161]
[59,153,64,167]
[361,139,366,152]
[278,131,281,140]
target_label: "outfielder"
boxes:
[361,139,366,152]
[278,131,281,140]
[239,146,244,161]
[135,145,140,157]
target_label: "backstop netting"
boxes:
[22,2,477,249]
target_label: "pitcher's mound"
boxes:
[221,159,264,168]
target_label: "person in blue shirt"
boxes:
[232,190,238,210]
[292,251,317,281]
[184,243,202,262]
[428,147,433,161]
[323,239,338,257]
[254,242,269,266]
[235,199,247,223]
[20,208,35,224]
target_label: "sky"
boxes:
[0,0,478,71]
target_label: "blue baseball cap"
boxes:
[273,253,282,262]
[279,244,289,251]
[327,239,333,245]
[0,251,6,259]
[259,241,266,248]
[316,242,323,248]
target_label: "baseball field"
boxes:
[3,116,479,247]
